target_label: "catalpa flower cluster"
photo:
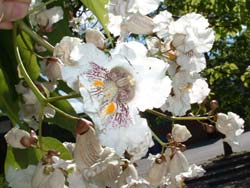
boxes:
[4,0,246,188]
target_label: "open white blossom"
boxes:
[107,0,160,38]
[216,112,245,147]
[162,70,210,116]
[153,10,173,39]
[167,13,215,72]
[6,166,36,188]
[172,124,192,143]
[61,41,171,157]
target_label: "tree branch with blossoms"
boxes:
[0,0,246,188]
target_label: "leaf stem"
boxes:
[47,93,81,103]
[38,104,45,151]
[150,129,168,147]
[47,103,80,121]
[13,23,46,103]
[146,109,214,121]
[17,20,54,53]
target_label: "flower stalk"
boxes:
[16,20,54,53]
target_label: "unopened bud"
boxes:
[76,118,93,135]
[45,57,63,82]
[210,100,219,111]
[85,28,105,49]
[5,128,30,149]
[205,124,215,134]
[123,15,154,35]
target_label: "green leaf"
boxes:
[80,0,111,38]
[42,137,73,160]
[4,137,72,174]
[0,68,19,125]
[17,31,40,80]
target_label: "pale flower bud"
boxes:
[5,128,31,149]
[45,57,63,82]
[35,6,64,29]
[172,124,192,142]
[85,28,105,49]
[122,15,154,35]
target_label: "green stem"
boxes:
[47,103,80,121]
[28,0,58,15]
[47,93,81,103]
[146,109,214,121]
[38,104,45,151]
[17,20,54,53]
[13,23,46,103]
[150,129,168,147]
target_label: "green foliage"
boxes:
[4,137,72,174]
[17,32,40,80]
[47,91,77,135]
[80,0,110,38]
[0,31,20,125]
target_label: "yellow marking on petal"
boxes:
[106,93,112,97]
[180,83,193,92]
[93,80,104,87]
[104,102,116,115]
[167,52,176,60]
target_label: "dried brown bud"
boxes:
[76,118,93,135]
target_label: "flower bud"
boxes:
[45,57,63,82]
[85,28,105,49]
[122,15,154,35]
[205,124,215,134]
[76,118,93,135]
[172,124,192,143]
[210,100,219,111]
[5,128,31,149]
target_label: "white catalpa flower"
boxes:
[168,13,215,72]
[107,0,160,38]
[172,124,192,143]
[6,166,36,188]
[53,36,82,65]
[162,70,210,116]
[62,41,171,157]
[169,13,215,54]
[161,92,191,117]
[216,112,245,146]
[153,10,173,39]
